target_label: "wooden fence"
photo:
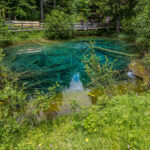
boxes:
[4,21,46,32]
[3,21,116,32]
[73,22,115,31]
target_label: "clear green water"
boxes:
[4,37,136,92]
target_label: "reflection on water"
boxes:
[58,90,91,115]
[47,73,91,115]
[68,73,84,91]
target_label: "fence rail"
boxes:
[2,21,116,32]
[73,22,115,31]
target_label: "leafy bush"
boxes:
[83,46,148,102]
[133,0,150,51]
[0,49,58,149]
[141,52,150,70]
[118,33,135,41]
[0,17,9,36]
[45,10,75,39]
[0,18,12,47]
[83,47,117,97]
[0,83,28,148]
[0,84,57,149]
[18,32,30,39]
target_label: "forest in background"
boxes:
[0,0,150,50]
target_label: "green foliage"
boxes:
[83,46,117,97]
[121,0,150,69]
[0,31,45,47]
[0,83,57,149]
[0,49,9,88]
[0,17,10,36]
[13,92,150,150]
[0,48,4,62]
[121,0,150,53]
[0,49,26,148]
[18,32,30,39]
[72,0,91,18]
[121,18,135,35]
[0,84,27,148]
[118,33,135,41]
[70,99,80,111]
[0,49,58,149]
[45,10,75,39]
[133,0,150,51]
[6,0,36,20]
[72,105,104,133]
[83,45,148,101]
[0,18,12,47]
[95,0,137,31]
[0,1,150,149]
[141,52,150,70]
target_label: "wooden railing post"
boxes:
[32,23,33,30]
[22,23,23,30]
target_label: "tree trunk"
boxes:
[8,14,11,20]
[54,0,56,9]
[40,0,44,23]
[116,16,120,33]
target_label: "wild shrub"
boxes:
[83,46,117,97]
[0,49,58,149]
[133,0,150,52]
[0,17,9,36]
[118,33,135,41]
[18,32,30,39]
[45,10,75,39]
[83,45,148,103]
[0,18,12,47]
[122,0,150,53]
[141,52,150,71]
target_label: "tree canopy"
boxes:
[0,0,150,45]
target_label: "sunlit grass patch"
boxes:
[15,92,150,150]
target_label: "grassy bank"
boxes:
[0,30,127,48]
[0,29,139,49]
[10,92,150,150]
[0,31,46,47]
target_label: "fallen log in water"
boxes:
[94,47,137,57]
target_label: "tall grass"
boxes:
[15,92,150,150]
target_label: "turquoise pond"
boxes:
[4,37,137,93]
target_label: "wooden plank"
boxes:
[6,20,39,24]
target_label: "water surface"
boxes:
[4,37,136,114]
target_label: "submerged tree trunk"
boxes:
[116,16,120,33]
[40,0,44,23]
